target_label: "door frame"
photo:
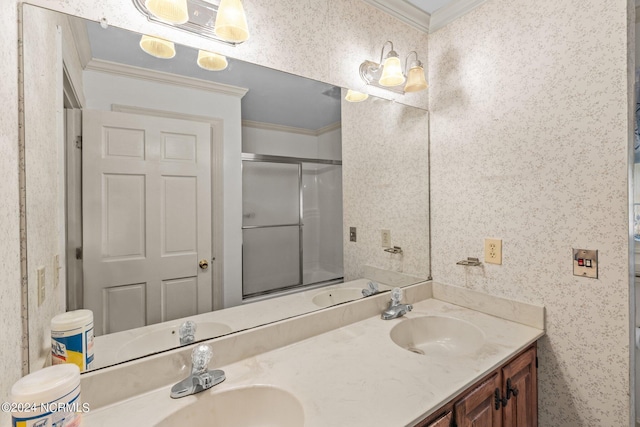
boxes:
[111,104,225,310]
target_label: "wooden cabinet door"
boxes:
[454,373,502,427]
[415,411,452,427]
[502,347,537,427]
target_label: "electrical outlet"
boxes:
[484,238,502,265]
[53,254,59,288]
[37,266,46,306]
[381,229,391,247]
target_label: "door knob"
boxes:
[199,259,209,270]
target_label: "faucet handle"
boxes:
[191,344,213,374]
[179,320,197,344]
[362,281,380,297]
[391,287,403,305]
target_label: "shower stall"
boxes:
[241,153,343,298]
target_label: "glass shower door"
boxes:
[242,160,301,297]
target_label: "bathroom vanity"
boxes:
[79,281,544,427]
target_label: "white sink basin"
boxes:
[390,316,485,357]
[156,385,304,427]
[116,322,232,359]
[312,287,363,307]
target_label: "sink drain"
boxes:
[407,347,425,355]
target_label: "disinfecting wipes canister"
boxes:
[10,364,83,427]
[51,309,94,372]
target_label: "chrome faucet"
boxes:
[362,281,380,297]
[381,287,413,320]
[170,344,226,399]
[179,320,197,345]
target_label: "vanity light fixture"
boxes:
[145,0,189,24]
[139,34,176,58]
[344,89,369,103]
[132,0,249,46]
[359,41,428,95]
[214,0,250,43]
[404,51,428,93]
[197,50,228,71]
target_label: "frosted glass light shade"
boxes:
[345,89,368,103]
[145,0,189,24]
[404,65,428,92]
[214,0,249,43]
[197,50,228,71]
[379,56,405,87]
[139,35,176,59]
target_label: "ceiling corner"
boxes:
[360,0,431,33]
[429,0,487,33]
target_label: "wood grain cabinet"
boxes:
[413,344,537,427]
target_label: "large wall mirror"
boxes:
[22,4,430,373]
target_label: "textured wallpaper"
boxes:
[342,92,430,281]
[1,0,24,424]
[429,0,632,425]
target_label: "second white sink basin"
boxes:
[312,287,363,307]
[390,316,485,357]
[156,385,304,427]
[116,321,233,360]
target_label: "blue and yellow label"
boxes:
[52,333,83,371]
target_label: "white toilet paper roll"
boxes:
[635,327,640,349]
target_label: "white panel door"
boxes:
[83,110,211,335]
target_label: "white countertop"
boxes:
[82,295,544,426]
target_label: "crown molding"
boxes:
[360,0,430,33]
[85,59,249,98]
[67,15,92,68]
[242,120,341,137]
[429,0,487,33]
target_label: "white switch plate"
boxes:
[381,229,391,247]
[484,238,502,265]
[37,266,45,306]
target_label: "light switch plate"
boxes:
[573,248,598,279]
[349,227,357,242]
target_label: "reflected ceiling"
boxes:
[85,21,341,130]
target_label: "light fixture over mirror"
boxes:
[139,34,176,58]
[145,0,189,24]
[214,0,250,43]
[404,51,428,93]
[344,89,368,103]
[132,0,249,45]
[359,41,427,95]
[197,49,228,70]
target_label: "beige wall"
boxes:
[429,0,632,425]
[0,0,24,425]
[342,94,430,281]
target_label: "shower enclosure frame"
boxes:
[241,153,343,299]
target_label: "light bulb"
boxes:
[145,0,189,24]
[214,0,249,43]
[197,50,228,71]
[379,55,405,87]
[139,35,176,59]
[345,89,368,103]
